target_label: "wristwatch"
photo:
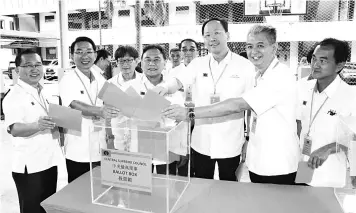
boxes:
[187,107,195,120]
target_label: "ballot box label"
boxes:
[101,149,152,193]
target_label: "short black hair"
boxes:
[318,38,349,64]
[141,44,166,60]
[94,49,111,64]
[169,48,180,54]
[15,49,42,67]
[114,45,139,60]
[70,36,96,54]
[178,38,198,50]
[307,43,319,64]
[201,18,228,36]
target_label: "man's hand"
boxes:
[308,145,331,169]
[152,86,169,96]
[162,104,187,121]
[101,105,120,119]
[241,140,248,163]
[37,116,56,131]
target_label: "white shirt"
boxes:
[108,71,143,89]
[297,76,356,187]
[242,58,300,176]
[59,67,106,162]
[176,51,255,158]
[3,79,61,173]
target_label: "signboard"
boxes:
[101,149,152,193]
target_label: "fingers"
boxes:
[103,106,120,119]
[308,156,323,169]
[38,117,56,130]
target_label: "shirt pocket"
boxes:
[219,76,246,99]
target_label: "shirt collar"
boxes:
[258,57,279,78]
[209,50,232,67]
[142,73,165,89]
[119,71,138,84]
[317,75,341,98]
[17,79,42,96]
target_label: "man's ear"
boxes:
[336,62,346,73]
[226,32,230,41]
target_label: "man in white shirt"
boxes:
[108,45,142,88]
[94,49,112,80]
[160,24,300,185]
[3,49,61,213]
[123,44,186,175]
[59,37,120,183]
[155,18,255,181]
[297,38,356,187]
[169,48,181,69]
[168,38,199,79]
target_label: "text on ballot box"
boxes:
[101,149,152,193]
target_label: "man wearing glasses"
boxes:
[154,18,255,181]
[59,36,120,183]
[108,45,142,88]
[3,49,61,213]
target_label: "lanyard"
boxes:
[307,84,329,136]
[208,54,230,94]
[74,69,98,105]
[18,84,48,114]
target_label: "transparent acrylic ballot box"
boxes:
[89,117,191,213]
[335,116,356,213]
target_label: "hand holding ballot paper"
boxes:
[98,82,171,121]
[48,104,82,132]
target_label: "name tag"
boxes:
[302,135,312,156]
[210,93,220,104]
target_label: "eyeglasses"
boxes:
[74,51,95,55]
[182,48,196,53]
[118,58,134,65]
[19,64,43,69]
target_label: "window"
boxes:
[68,11,111,31]
[176,6,189,15]
[45,15,55,22]
[0,20,4,29]
[196,2,263,24]
[9,21,14,30]
[118,10,130,17]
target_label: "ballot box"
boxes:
[89,117,191,213]
[335,116,356,213]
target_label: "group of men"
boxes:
[3,17,356,213]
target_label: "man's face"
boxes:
[203,20,229,55]
[117,54,138,76]
[17,53,44,86]
[181,41,197,65]
[170,51,181,67]
[142,48,165,78]
[245,32,276,69]
[71,41,96,71]
[311,45,342,80]
[97,56,111,71]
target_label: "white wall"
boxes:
[0,49,15,70]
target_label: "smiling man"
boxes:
[3,49,61,213]
[159,24,300,185]
[59,36,120,183]
[154,18,255,181]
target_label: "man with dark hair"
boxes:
[296,38,356,187]
[94,49,112,80]
[154,18,255,181]
[3,49,61,213]
[59,36,120,183]
[169,48,181,69]
[109,45,142,88]
[123,44,186,176]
